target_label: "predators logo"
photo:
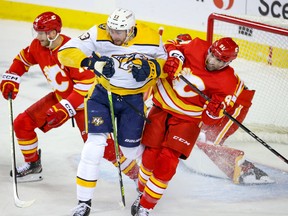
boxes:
[112,53,148,71]
[91,117,104,126]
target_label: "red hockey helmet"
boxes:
[33,12,62,33]
[210,37,239,62]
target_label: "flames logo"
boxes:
[213,0,234,10]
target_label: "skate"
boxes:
[72,200,91,216]
[239,160,275,184]
[131,192,142,216]
[135,205,152,216]
[10,149,43,182]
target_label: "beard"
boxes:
[39,39,50,47]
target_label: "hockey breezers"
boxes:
[179,74,288,165]
[8,92,35,207]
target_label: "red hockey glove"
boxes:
[176,34,192,43]
[0,71,21,100]
[46,99,76,128]
[163,50,184,79]
[131,59,161,82]
[206,99,226,118]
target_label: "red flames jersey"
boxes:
[7,35,95,109]
[153,37,244,124]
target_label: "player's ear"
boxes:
[47,29,58,39]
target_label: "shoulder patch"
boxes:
[98,23,107,30]
[97,23,111,41]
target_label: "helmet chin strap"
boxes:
[218,61,231,70]
[47,32,60,48]
[123,27,135,44]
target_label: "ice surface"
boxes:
[0,20,287,216]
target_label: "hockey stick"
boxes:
[8,93,35,207]
[107,91,126,207]
[179,74,288,165]
[94,62,126,207]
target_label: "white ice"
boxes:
[0,20,287,216]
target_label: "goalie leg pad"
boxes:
[196,141,245,182]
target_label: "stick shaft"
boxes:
[107,91,126,207]
[179,75,288,164]
[8,93,35,207]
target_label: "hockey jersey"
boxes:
[7,35,95,109]
[58,23,167,95]
[153,37,244,124]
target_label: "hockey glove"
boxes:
[81,52,115,78]
[206,99,226,118]
[0,71,21,100]
[46,99,76,128]
[131,59,161,82]
[163,50,184,79]
[176,34,192,43]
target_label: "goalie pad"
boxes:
[195,141,244,183]
[185,141,274,184]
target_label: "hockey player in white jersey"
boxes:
[58,8,167,216]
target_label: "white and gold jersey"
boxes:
[58,23,167,95]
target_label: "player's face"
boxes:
[108,28,127,46]
[35,31,50,47]
[205,52,228,71]
[35,30,58,48]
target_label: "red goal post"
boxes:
[206,13,288,143]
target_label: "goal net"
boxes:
[207,13,288,143]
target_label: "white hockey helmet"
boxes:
[107,8,136,31]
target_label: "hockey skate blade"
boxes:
[14,197,35,208]
[11,173,43,183]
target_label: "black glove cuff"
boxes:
[80,58,94,69]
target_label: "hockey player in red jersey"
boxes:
[132,37,247,215]
[197,86,273,184]
[169,35,273,184]
[0,12,139,183]
[145,34,273,185]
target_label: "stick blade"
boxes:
[14,196,35,208]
